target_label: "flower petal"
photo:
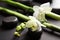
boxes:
[33,5,40,12]
[40,2,52,12]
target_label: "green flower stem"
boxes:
[43,22,60,32]
[0,0,33,12]
[0,7,30,21]
[46,12,60,20]
[0,6,60,32]
[1,0,60,20]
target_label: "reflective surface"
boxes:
[0,1,60,40]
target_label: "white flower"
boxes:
[40,2,52,12]
[25,16,42,31]
[33,2,52,20]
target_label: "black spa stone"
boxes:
[2,16,18,30]
[27,27,43,40]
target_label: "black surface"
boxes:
[2,16,18,29]
[40,19,60,40]
[12,19,60,40]
[0,1,60,40]
[15,19,60,40]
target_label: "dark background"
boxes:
[0,0,60,40]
